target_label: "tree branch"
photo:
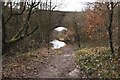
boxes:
[26,25,38,37]
[5,2,26,25]
[5,2,13,24]
[9,2,39,43]
[33,2,40,8]
[8,25,38,45]
[113,2,119,8]
[13,3,26,15]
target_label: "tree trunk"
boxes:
[0,2,2,55]
[75,30,80,47]
[108,2,114,55]
[118,2,120,56]
[2,9,7,53]
[73,15,80,48]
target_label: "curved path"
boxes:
[36,45,79,78]
[3,44,82,78]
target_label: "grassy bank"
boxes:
[75,46,120,78]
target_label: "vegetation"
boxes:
[76,47,120,78]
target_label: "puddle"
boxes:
[63,54,71,57]
[50,39,66,49]
[68,68,80,77]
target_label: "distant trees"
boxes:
[84,8,106,45]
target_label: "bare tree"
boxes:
[106,2,115,54]
[87,1,119,55]
[2,1,40,53]
[104,1,119,55]
[2,0,63,53]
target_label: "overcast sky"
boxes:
[3,0,118,12]
[58,0,96,11]
[56,0,119,11]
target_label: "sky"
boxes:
[3,0,92,11]
[3,0,96,11]
[56,0,119,11]
[57,0,96,11]
[3,0,119,12]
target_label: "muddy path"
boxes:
[3,44,82,78]
[36,45,79,78]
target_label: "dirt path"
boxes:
[35,45,79,78]
[3,44,81,78]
